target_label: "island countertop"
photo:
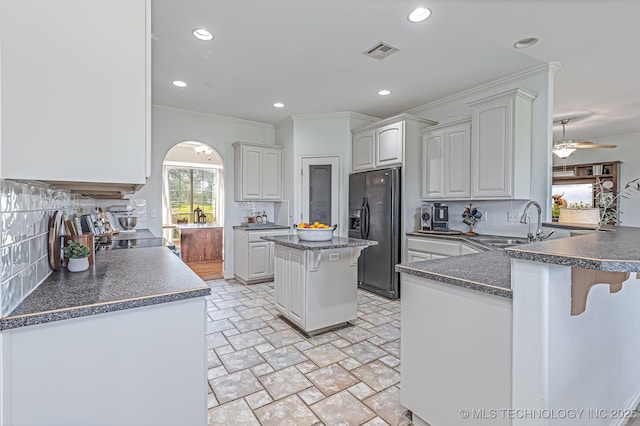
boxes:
[233,223,290,231]
[504,226,640,272]
[396,250,512,298]
[0,247,211,330]
[261,235,378,250]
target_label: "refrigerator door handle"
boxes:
[364,201,371,239]
[360,199,366,239]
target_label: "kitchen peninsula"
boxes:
[0,247,211,425]
[397,228,640,426]
[261,235,377,335]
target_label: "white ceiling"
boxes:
[151,0,640,143]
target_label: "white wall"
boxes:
[275,118,294,227]
[276,113,364,236]
[133,106,274,278]
[553,132,640,227]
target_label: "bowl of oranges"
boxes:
[295,222,335,241]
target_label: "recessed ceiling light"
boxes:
[172,80,187,88]
[192,28,213,41]
[378,89,391,96]
[273,102,284,108]
[408,7,432,23]
[513,37,539,49]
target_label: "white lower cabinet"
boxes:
[406,235,481,262]
[234,228,289,284]
[401,274,512,426]
[1,298,207,425]
[407,249,431,263]
[248,241,270,279]
[273,245,360,334]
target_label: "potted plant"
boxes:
[594,177,640,231]
[63,240,91,272]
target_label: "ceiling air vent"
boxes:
[363,41,399,60]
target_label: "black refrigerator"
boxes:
[348,167,401,299]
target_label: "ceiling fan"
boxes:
[552,119,617,159]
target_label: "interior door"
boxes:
[308,164,332,225]
[301,156,340,231]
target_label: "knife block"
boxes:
[62,234,95,266]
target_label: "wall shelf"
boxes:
[552,161,621,223]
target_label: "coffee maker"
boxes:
[420,205,431,231]
[431,203,450,231]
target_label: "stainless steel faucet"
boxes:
[519,200,553,242]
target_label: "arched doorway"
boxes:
[162,141,224,280]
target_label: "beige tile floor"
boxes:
[205,279,411,426]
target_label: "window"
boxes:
[164,165,222,224]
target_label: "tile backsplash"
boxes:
[0,180,95,317]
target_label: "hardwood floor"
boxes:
[186,260,223,281]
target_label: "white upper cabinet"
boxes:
[351,115,435,173]
[352,130,375,171]
[421,119,471,200]
[468,88,536,199]
[233,142,283,201]
[352,122,404,172]
[375,122,404,168]
[0,0,150,186]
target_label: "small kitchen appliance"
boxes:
[420,205,431,231]
[431,203,450,231]
[110,205,138,233]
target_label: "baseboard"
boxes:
[610,382,640,426]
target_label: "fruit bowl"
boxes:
[295,224,336,241]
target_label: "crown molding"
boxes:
[406,63,557,115]
[152,104,274,129]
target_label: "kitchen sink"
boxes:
[471,236,529,248]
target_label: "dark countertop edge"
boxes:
[541,222,600,231]
[111,229,157,241]
[0,287,211,331]
[503,247,640,272]
[261,235,378,250]
[395,263,512,299]
[503,226,640,272]
[176,224,224,229]
[233,225,290,230]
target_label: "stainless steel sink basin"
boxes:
[471,236,528,248]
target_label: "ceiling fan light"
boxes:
[553,147,576,159]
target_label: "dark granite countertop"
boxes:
[0,247,211,330]
[504,226,640,272]
[233,223,290,230]
[396,250,512,298]
[111,228,157,241]
[176,224,223,229]
[261,235,378,250]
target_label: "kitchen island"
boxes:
[396,227,640,426]
[261,235,377,335]
[0,246,211,426]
